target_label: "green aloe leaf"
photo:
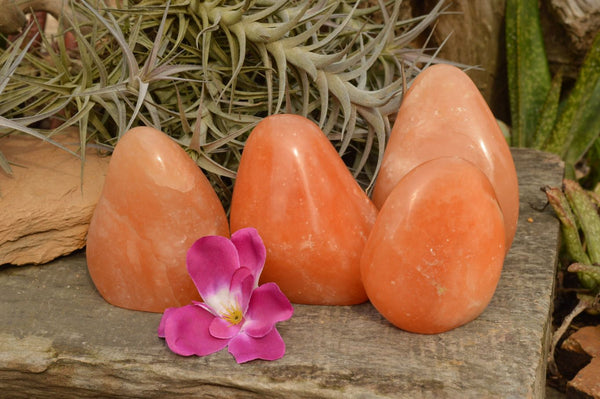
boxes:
[505,0,551,147]
[534,69,562,150]
[555,32,600,167]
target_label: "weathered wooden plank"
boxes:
[0,148,563,398]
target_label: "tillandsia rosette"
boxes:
[0,0,450,207]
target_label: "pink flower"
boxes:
[158,227,293,363]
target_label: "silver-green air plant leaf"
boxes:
[0,23,78,178]
[0,0,449,206]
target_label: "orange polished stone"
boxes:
[230,114,377,305]
[371,64,519,250]
[361,157,506,334]
[86,127,229,312]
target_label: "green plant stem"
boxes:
[568,263,600,292]
[545,185,590,265]
[563,179,600,268]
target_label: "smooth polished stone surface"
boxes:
[0,148,562,398]
[86,127,229,313]
[371,64,519,251]
[362,157,506,334]
[230,114,377,305]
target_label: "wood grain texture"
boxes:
[0,148,563,398]
[550,0,600,54]
[422,0,509,121]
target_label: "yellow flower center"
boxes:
[222,303,244,326]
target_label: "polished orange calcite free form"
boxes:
[361,157,506,334]
[230,114,378,305]
[86,127,229,312]
[371,64,519,250]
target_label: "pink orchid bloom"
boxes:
[158,227,293,363]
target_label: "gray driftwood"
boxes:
[550,0,600,53]
[0,148,563,398]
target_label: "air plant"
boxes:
[0,23,78,177]
[0,0,450,206]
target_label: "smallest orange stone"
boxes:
[361,157,506,334]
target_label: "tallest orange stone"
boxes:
[86,127,229,313]
[371,64,519,250]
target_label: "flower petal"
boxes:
[209,316,243,339]
[158,307,177,338]
[228,328,286,363]
[161,304,229,356]
[230,267,255,314]
[187,235,240,303]
[243,283,294,338]
[194,301,218,317]
[231,227,266,287]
